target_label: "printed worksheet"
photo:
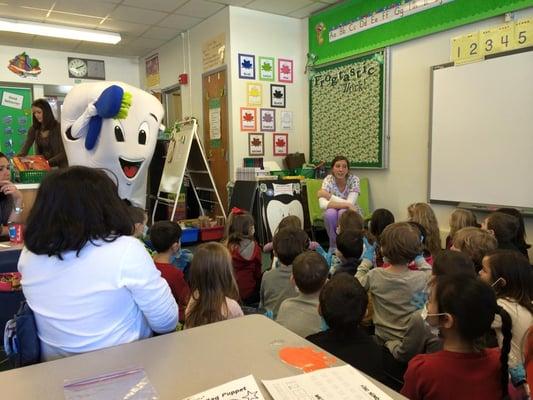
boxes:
[262,365,394,400]
[182,375,265,400]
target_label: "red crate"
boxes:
[200,226,224,242]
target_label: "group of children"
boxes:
[137,201,532,399]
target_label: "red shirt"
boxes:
[401,348,503,400]
[154,262,190,322]
[229,241,262,301]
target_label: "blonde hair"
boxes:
[380,222,423,265]
[338,209,364,234]
[185,242,240,328]
[408,202,441,256]
[449,208,478,238]
[452,227,498,269]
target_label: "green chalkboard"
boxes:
[310,49,387,168]
[0,86,33,157]
[309,0,533,66]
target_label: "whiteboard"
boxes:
[429,49,533,209]
[159,121,196,194]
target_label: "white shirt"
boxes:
[18,236,178,361]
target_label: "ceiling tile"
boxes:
[45,13,100,28]
[132,37,167,49]
[207,0,254,5]
[289,2,330,18]
[100,19,151,36]
[5,0,55,7]
[142,26,181,41]
[175,0,225,18]
[74,41,126,56]
[157,13,202,29]
[245,0,314,15]
[110,5,167,25]
[122,0,188,13]
[31,36,81,51]
[53,0,117,17]
[0,32,37,48]
[0,6,48,21]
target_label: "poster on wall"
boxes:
[258,56,275,81]
[270,84,286,108]
[7,52,41,78]
[273,133,288,156]
[278,59,293,83]
[248,133,264,156]
[280,111,293,130]
[145,54,160,87]
[202,33,226,72]
[310,49,387,168]
[260,108,276,131]
[0,86,32,156]
[208,98,221,148]
[238,53,255,79]
[240,107,257,131]
[246,82,262,106]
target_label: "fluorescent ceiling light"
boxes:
[0,17,121,44]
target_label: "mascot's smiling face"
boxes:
[61,82,164,207]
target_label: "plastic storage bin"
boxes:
[200,226,224,242]
[181,227,200,245]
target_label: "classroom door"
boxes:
[202,69,229,214]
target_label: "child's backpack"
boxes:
[3,301,40,367]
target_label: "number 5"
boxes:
[518,31,527,44]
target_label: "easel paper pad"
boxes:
[262,365,394,400]
[182,374,265,400]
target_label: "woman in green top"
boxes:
[18,98,68,168]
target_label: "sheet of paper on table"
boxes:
[262,364,394,400]
[182,374,265,400]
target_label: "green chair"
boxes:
[304,177,371,234]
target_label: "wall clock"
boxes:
[68,57,106,80]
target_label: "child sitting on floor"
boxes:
[276,252,329,337]
[260,226,308,319]
[401,275,512,400]
[225,207,262,305]
[307,273,384,383]
[185,242,243,329]
[150,221,191,323]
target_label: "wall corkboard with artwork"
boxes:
[310,49,388,168]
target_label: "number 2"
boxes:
[469,42,478,55]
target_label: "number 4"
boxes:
[501,34,509,47]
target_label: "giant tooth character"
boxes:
[61,82,164,207]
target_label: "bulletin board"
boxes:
[309,0,533,66]
[310,49,388,168]
[0,86,33,156]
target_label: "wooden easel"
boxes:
[151,119,226,223]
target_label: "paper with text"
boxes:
[262,365,394,400]
[182,375,265,400]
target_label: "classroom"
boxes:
[0,0,532,399]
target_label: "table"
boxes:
[0,315,404,399]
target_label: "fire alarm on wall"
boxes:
[179,73,188,84]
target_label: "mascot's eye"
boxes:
[138,130,147,145]
[115,126,125,142]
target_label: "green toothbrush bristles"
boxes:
[116,91,132,119]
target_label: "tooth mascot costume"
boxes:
[61,82,164,207]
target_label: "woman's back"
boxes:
[19,236,178,361]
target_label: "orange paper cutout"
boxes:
[278,346,337,372]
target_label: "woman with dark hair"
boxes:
[18,166,178,361]
[17,98,67,168]
[0,152,23,236]
[317,155,360,252]
[497,207,531,260]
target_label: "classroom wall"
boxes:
[0,45,140,87]
[228,7,309,175]
[354,7,533,255]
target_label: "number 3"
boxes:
[485,39,493,52]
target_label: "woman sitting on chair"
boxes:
[18,166,178,361]
[317,155,360,252]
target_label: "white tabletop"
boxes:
[0,314,405,399]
